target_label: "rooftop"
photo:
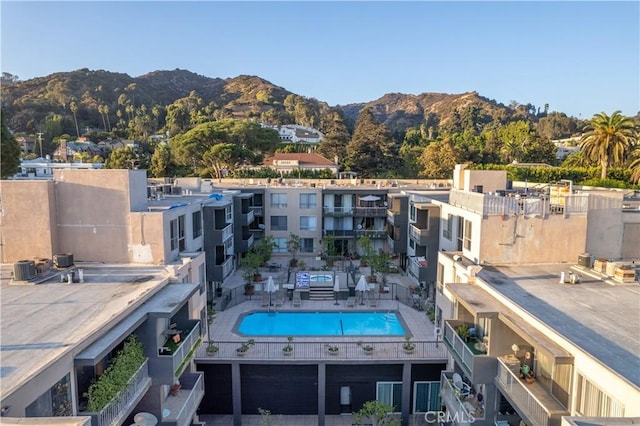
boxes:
[478,263,640,388]
[0,262,170,398]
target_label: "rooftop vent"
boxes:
[577,253,592,268]
[14,260,36,281]
[53,253,74,268]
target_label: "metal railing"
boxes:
[440,372,480,422]
[409,224,430,243]
[249,206,263,216]
[197,340,448,361]
[354,229,387,238]
[354,206,387,217]
[323,206,354,216]
[165,373,204,426]
[81,359,150,426]
[443,321,475,373]
[496,358,550,426]
[159,322,202,375]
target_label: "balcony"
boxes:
[236,233,255,253]
[159,321,202,376]
[80,359,151,426]
[354,229,387,239]
[409,224,430,246]
[407,257,429,283]
[324,229,355,238]
[354,206,387,217]
[162,372,204,426]
[323,206,354,216]
[249,206,263,217]
[211,223,233,244]
[443,320,496,383]
[387,210,402,225]
[495,357,569,426]
[211,256,234,281]
[237,209,255,226]
[440,372,484,425]
[387,235,404,254]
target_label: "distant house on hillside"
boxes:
[261,123,324,144]
[262,153,338,175]
[52,139,105,161]
[552,136,582,161]
[15,136,36,154]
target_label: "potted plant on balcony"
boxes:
[287,233,301,268]
[455,323,471,342]
[324,344,339,355]
[282,336,294,355]
[206,341,219,355]
[357,340,374,355]
[236,339,255,356]
[241,252,262,294]
[402,336,415,353]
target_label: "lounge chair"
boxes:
[292,290,302,307]
[369,292,378,307]
[275,290,285,307]
[261,292,270,307]
[346,297,356,308]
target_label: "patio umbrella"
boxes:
[265,276,277,309]
[359,195,381,202]
[355,275,367,305]
[333,276,340,305]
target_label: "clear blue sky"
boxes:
[2,1,638,119]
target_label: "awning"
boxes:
[359,195,381,202]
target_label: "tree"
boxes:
[317,110,350,165]
[202,143,252,180]
[150,145,174,178]
[417,139,464,178]
[346,107,399,177]
[286,233,301,266]
[352,400,399,426]
[70,101,80,137]
[105,146,140,169]
[580,111,638,179]
[1,110,21,178]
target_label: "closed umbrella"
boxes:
[265,276,277,309]
[355,275,367,305]
[333,276,340,305]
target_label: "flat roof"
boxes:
[478,264,640,388]
[0,263,170,398]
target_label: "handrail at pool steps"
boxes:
[196,339,448,360]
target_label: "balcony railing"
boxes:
[249,206,263,216]
[409,224,430,245]
[237,209,255,226]
[354,229,387,239]
[354,206,387,217]
[496,358,568,426]
[443,321,477,374]
[196,340,448,361]
[211,223,233,243]
[440,372,483,424]
[324,229,356,237]
[387,210,401,224]
[212,256,234,280]
[80,359,151,426]
[323,206,354,216]
[163,372,204,426]
[159,322,202,376]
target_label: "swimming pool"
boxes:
[236,312,406,336]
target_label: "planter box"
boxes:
[593,259,607,273]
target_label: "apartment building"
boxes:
[431,165,640,426]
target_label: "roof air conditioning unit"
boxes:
[14,260,36,281]
[577,253,592,268]
[53,253,74,268]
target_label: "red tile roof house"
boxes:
[263,153,338,175]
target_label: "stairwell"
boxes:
[308,284,334,301]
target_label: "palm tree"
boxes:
[70,101,80,137]
[580,111,637,179]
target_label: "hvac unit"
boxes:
[14,260,36,281]
[53,253,74,268]
[577,253,592,268]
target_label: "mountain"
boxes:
[1,68,523,137]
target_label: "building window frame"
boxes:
[270,193,287,208]
[270,216,288,231]
[299,193,317,209]
[192,210,202,239]
[300,216,317,231]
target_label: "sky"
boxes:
[1,1,638,119]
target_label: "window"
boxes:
[300,193,317,208]
[170,219,178,251]
[300,216,317,231]
[457,217,464,251]
[443,214,453,240]
[192,210,202,239]
[225,206,232,222]
[273,237,287,253]
[409,239,415,249]
[26,374,71,417]
[199,264,205,294]
[376,382,402,412]
[270,193,287,208]
[271,216,288,231]
[463,220,472,250]
[301,238,314,253]
[410,203,416,221]
[178,215,186,251]
[413,381,441,413]
[576,374,624,416]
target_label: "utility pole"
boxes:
[36,132,44,157]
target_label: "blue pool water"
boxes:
[237,312,406,336]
